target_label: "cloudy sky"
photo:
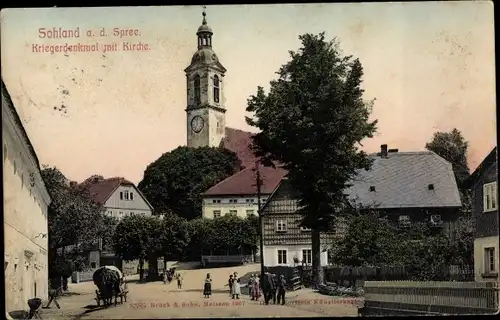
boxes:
[1,2,495,184]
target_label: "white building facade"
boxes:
[3,80,52,312]
[202,195,268,219]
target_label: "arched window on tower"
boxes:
[194,74,201,104]
[213,75,220,103]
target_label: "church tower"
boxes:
[185,8,227,148]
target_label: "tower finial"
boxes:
[202,5,207,25]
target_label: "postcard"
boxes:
[2,3,497,319]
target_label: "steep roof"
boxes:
[203,165,287,196]
[221,127,258,169]
[345,151,462,208]
[80,177,154,210]
[2,79,41,171]
[465,146,497,189]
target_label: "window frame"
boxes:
[277,249,287,265]
[213,210,221,218]
[302,249,312,265]
[483,182,498,212]
[194,74,201,104]
[276,220,287,232]
[484,247,496,273]
[229,210,238,216]
[213,75,220,103]
[246,209,254,216]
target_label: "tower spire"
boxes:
[202,5,207,25]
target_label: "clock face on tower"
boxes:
[191,115,204,133]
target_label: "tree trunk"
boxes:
[163,256,167,273]
[148,255,159,279]
[139,258,144,281]
[311,229,324,289]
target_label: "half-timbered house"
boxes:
[261,145,463,268]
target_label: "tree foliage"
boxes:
[330,212,456,281]
[245,33,377,286]
[425,128,473,266]
[112,214,153,262]
[42,166,109,278]
[425,128,470,190]
[138,146,241,220]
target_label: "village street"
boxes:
[41,264,360,319]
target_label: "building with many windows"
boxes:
[202,165,287,219]
[466,147,498,282]
[3,79,52,313]
[261,145,463,267]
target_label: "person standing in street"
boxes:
[232,278,241,299]
[228,274,234,297]
[203,273,212,298]
[276,274,287,305]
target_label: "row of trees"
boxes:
[112,213,259,280]
[42,167,115,289]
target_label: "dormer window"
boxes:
[213,75,220,103]
[123,190,129,200]
[194,74,201,104]
[369,186,376,192]
[428,184,434,190]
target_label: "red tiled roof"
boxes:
[221,127,258,169]
[80,177,134,205]
[204,165,287,196]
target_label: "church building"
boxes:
[184,10,286,219]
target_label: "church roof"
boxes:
[203,164,287,196]
[221,127,259,169]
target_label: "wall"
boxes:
[104,185,152,220]
[263,245,328,267]
[472,162,498,238]
[3,93,51,312]
[473,236,500,282]
[202,195,269,219]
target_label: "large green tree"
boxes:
[245,33,378,287]
[138,146,241,220]
[42,167,110,289]
[425,128,473,266]
[112,214,153,280]
[425,128,470,190]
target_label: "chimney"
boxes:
[69,181,78,187]
[380,144,388,158]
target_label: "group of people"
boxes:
[261,272,287,305]
[163,268,183,289]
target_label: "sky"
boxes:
[0,2,496,185]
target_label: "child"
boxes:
[177,273,183,289]
[203,273,212,298]
[232,278,241,299]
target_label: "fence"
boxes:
[71,269,97,283]
[360,280,499,316]
[265,266,302,290]
[323,265,474,287]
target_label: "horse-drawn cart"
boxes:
[93,266,129,307]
